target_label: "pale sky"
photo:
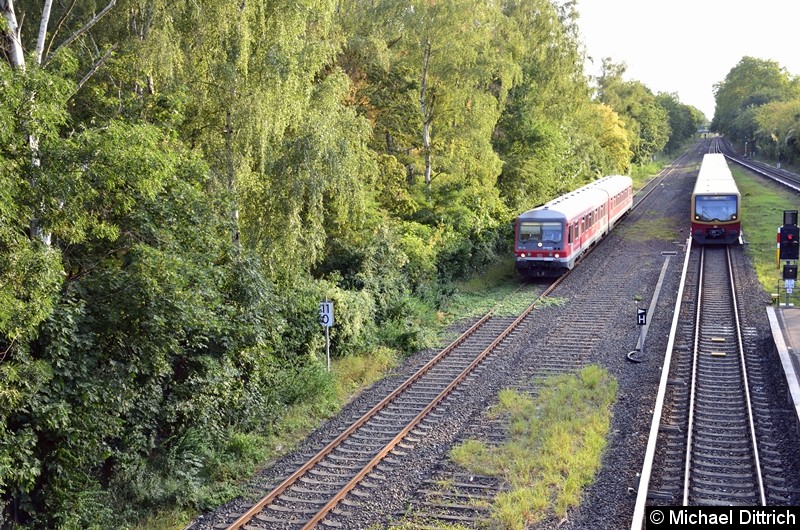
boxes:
[576,0,800,120]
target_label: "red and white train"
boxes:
[514,175,633,277]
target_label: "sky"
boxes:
[575,0,800,120]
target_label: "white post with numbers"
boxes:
[318,301,334,371]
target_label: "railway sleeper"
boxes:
[253,513,311,525]
[692,475,756,486]
[290,485,339,495]
[348,432,396,443]
[419,501,488,512]
[298,476,349,487]
[307,466,357,478]
[692,493,757,507]
[410,511,484,524]
[359,425,407,436]
[690,491,759,503]
[264,503,319,515]
[646,490,675,501]
[417,489,496,500]
[317,460,367,471]
[277,494,330,505]
[692,447,753,459]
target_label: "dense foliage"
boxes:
[1,1,701,527]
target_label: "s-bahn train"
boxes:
[690,153,741,244]
[514,175,633,277]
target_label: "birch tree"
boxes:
[2,0,116,246]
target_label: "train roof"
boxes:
[518,175,632,222]
[693,153,739,196]
[587,174,633,196]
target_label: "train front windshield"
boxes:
[694,195,738,222]
[518,222,563,248]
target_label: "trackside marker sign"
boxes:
[319,302,334,327]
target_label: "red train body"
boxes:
[690,153,741,245]
[514,175,633,277]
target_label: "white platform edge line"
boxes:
[765,306,800,425]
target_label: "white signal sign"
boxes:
[319,302,334,327]
[637,308,646,326]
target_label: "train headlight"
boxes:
[537,242,543,248]
[554,253,560,258]
[520,253,526,258]
[732,214,737,220]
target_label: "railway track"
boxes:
[214,281,556,529]
[189,142,709,530]
[632,244,768,526]
[715,137,800,193]
[683,246,764,505]
[212,151,692,529]
[392,151,706,527]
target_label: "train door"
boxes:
[566,223,571,246]
[570,220,579,266]
[580,216,586,249]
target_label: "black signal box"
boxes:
[780,224,800,260]
[784,264,798,280]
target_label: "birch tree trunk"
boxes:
[419,39,433,188]
[225,109,241,247]
[34,0,54,65]
[1,0,25,69]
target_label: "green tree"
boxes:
[571,102,632,178]
[711,56,799,148]
[597,59,670,164]
[337,0,521,280]
[755,99,800,163]
[494,0,599,212]
[656,92,705,152]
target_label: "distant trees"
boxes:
[754,100,800,163]
[711,56,800,159]
[493,1,634,211]
[711,57,800,157]
[596,59,671,164]
[657,93,705,152]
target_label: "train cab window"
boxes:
[518,221,563,247]
[694,195,738,222]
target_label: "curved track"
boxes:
[395,145,704,527]
[715,137,800,193]
[220,281,557,529]
[198,143,704,530]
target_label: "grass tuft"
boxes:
[449,365,617,529]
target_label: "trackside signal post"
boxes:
[627,253,674,363]
[778,210,799,306]
[319,301,334,371]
